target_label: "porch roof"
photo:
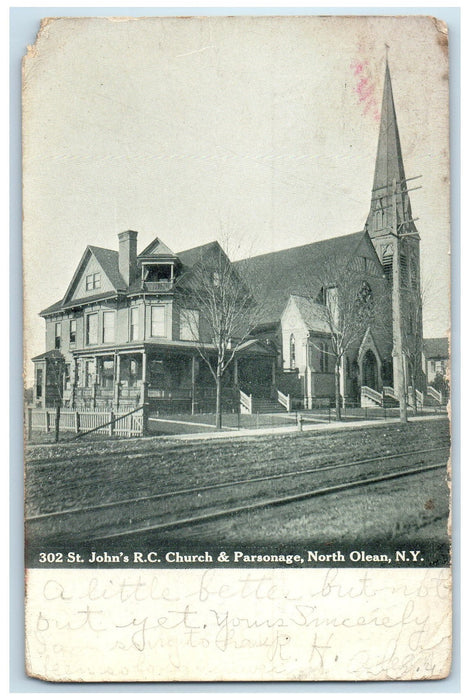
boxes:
[31,349,63,362]
[71,337,276,358]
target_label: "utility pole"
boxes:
[391,178,408,423]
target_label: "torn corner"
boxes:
[24,17,59,61]
[431,16,449,53]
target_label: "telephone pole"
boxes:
[391,178,407,423]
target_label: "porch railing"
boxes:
[382,386,395,399]
[141,280,174,292]
[239,389,253,414]
[361,385,383,406]
[427,385,443,404]
[276,389,292,412]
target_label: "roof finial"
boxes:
[385,43,390,63]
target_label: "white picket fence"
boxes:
[27,406,144,438]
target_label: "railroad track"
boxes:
[26,446,449,542]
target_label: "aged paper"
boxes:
[23,15,451,682]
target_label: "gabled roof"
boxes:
[286,295,330,334]
[88,246,127,291]
[138,236,177,259]
[41,245,127,316]
[423,337,449,359]
[62,245,126,304]
[177,240,227,269]
[233,231,370,325]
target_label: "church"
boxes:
[31,61,427,414]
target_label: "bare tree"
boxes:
[301,253,391,421]
[175,241,267,429]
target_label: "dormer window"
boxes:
[86,273,101,291]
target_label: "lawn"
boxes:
[26,418,450,560]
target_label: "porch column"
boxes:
[71,358,78,408]
[92,357,98,408]
[114,353,121,408]
[191,355,197,415]
[305,341,312,409]
[233,356,239,387]
[140,350,148,405]
[271,358,276,386]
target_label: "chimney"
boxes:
[118,230,138,287]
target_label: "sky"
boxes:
[22,15,450,382]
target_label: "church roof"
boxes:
[366,60,416,236]
[233,231,369,325]
[287,295,331,333]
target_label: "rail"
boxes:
[382,386,395,399]
[427,386,443,404]
[361,385,383,406]
[276,389,292,412]
[239,389,253,414]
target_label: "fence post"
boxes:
[54,406,60,443]
[45,411,50,433]
[297,413,303,431]
[109,410,114,436]
[27,407,33,441]
[141,403,150,437]
[75,411,80,434]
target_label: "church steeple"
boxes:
[366,59,417,239]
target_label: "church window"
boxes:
[400,254,408,285]
[382,249,393,282]
[320,343,329,373]
[410,258,418,289]
[289,334,296,370]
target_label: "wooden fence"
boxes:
[26,405,145,440]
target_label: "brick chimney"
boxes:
[118,230,138,287]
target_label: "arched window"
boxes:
[289,334,296,370]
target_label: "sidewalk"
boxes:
[170,412,447,442]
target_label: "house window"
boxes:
[102,311,115,343]
[180,309,199,341]
[69,319,77,344]
[130,307,139,341]
[289,334,296,370]
[36,368,43,399]
[86,272,101,291]
[430,360,436,373]
[64,364,71,391]
[54,322,61,349]
[151,306,166,337]
[86,313,98,345]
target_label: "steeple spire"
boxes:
[366,59,417,238]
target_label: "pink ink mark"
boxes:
[350,59,380,122]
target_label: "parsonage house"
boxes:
[32,61,444,413]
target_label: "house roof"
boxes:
[423,337,449,359]
[88,246,127,291]
[233,231,369,325]
[31,349,64,362]
[41,291,119,316]
[177,240,226,269]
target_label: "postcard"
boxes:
[23,15,451,682]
